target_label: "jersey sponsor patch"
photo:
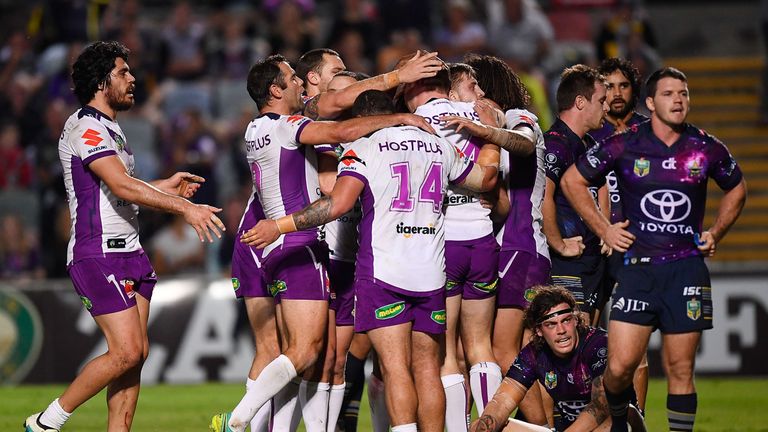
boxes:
[340,149,364,166]
[81,128,103,147]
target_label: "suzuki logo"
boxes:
[640,189,691,223]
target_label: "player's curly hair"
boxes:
[71,41,130,106]
[524,285,586,350]
[464,53,530,111]
[247,54,289,110]
[598,57,642,106]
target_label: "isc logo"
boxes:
[683,286,702,296]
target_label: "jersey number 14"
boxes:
[390,162,443,213]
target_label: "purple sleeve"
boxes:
[544,134,574,184]
[575,135,623,186]
[584,328,609,377]
[83,149,117,166]
[505,345,538,389]
[707,138,743,191]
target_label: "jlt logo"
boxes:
[612,297,649,312]
[662,157,677,170]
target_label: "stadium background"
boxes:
[0,0,766,430]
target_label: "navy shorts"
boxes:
[611,256,713,333]
[550,254,605,314]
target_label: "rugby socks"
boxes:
[271,377,301,432]
[327,383,346,432]
[667,393,697,431]
[605,384,633,432]
[368,374,391,432]
[230,354,297,431]
[299,380,331,432]
[39,398,71,430]
[469,362,503,415]
[342,353,366,431]
[247,378,271,432]
[391,423,418,432]
[442,373,469,431]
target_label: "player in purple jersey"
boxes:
[242,89,497,432]
[542,65,608,321]
[211,57,436,432]
[25,41,225,432]
[562,67,747,432]
[469,286,645,432]
[592,58,650,414]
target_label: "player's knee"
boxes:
[114,347,144,372]
[606,360,635,387]
[665,358,695,382]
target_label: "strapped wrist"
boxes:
[276,215,297,234]
[384,70,400,88]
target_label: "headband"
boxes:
[537,308,574,325]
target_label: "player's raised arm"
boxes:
[90,155,224,242]
[298,113,435,146]
[241,175,364,248]
[306,51,444,119]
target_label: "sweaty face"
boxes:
[584,82,608,130]
[317,54,346,92]
[536,303,579,358]
[104,57,136,112]
[605,70,634,119]
[648,77,689,128]
[278,61,305,112]
[450,73,485,103]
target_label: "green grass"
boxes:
[2,378,767,431]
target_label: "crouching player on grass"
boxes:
[470,286,645,432]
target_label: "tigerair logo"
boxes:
[269,280,288,297]
[396,222,436,238]
[375,301,405,320]
[231,278,240,291]
[473,279,498,293]
[430,310,446,324]
[81,128,103,147]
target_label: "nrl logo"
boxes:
[0,288,44,384]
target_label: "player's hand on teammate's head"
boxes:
[183,204,224,242]
[240,219,281,249]
[396,50,445,84]
[474,99,505,127]
[398,113,437,135]
[602,219,635,253]
[440,115,490,140]
[696,231,716,256]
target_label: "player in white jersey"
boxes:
[242,89,498,432]
[211,56,436,432]
[25,41,224,432]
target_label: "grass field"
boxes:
[2,378,767,431]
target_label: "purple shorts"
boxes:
[262,242,330,302]
[445,234,499,300]
[329,259,356,326]
[68,251,157,317]
[231,238,268,298]
[354,279,446,335]
[497,250,551,309]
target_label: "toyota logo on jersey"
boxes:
[640,189,691,223]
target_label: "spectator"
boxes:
[433,0,487,63]
[488,0,554,73]
[0,122,33,189]
[595,1,661,79]
[150,214,206,276]
[0,213,44,280]
[159,1,208,81]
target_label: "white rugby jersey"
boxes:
[321,144,361,262]
[496,109,549,260]
[414,98,492,241]
[337,125,473,293]
[60,106,141,265]
[244,112,321,257]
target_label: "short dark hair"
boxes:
[352,90,395,117]
[523,285,586,349]
[464,54,529,111]
[333,70,370,81]
[645,67,688,98]
[448,63,476,90]
[556,64,605,113]
[247,55,288,110]
[72,41,130,106]
[296,48,341,82]
[598,57,641,101]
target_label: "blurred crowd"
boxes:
[0,0,659,281]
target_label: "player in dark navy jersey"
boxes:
[543,65,608,320]
[562,67,747,432]
[469,286,644,432]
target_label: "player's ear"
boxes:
[448,89,459,101]
[269,83,282,100]
[307,70,320,87]
[575,94,585,110]
[645,96,655,113]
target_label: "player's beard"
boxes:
[105,84,134,112]
[609,97,635,119]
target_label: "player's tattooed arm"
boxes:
[293,196,334,230]
[566,376,609,431]
[303,95,321,120]
[240,197,334,248]
[471,415,501,432]
[440,115,535,156]
[469,377,526,432]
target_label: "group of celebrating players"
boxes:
[25,39,745,432]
